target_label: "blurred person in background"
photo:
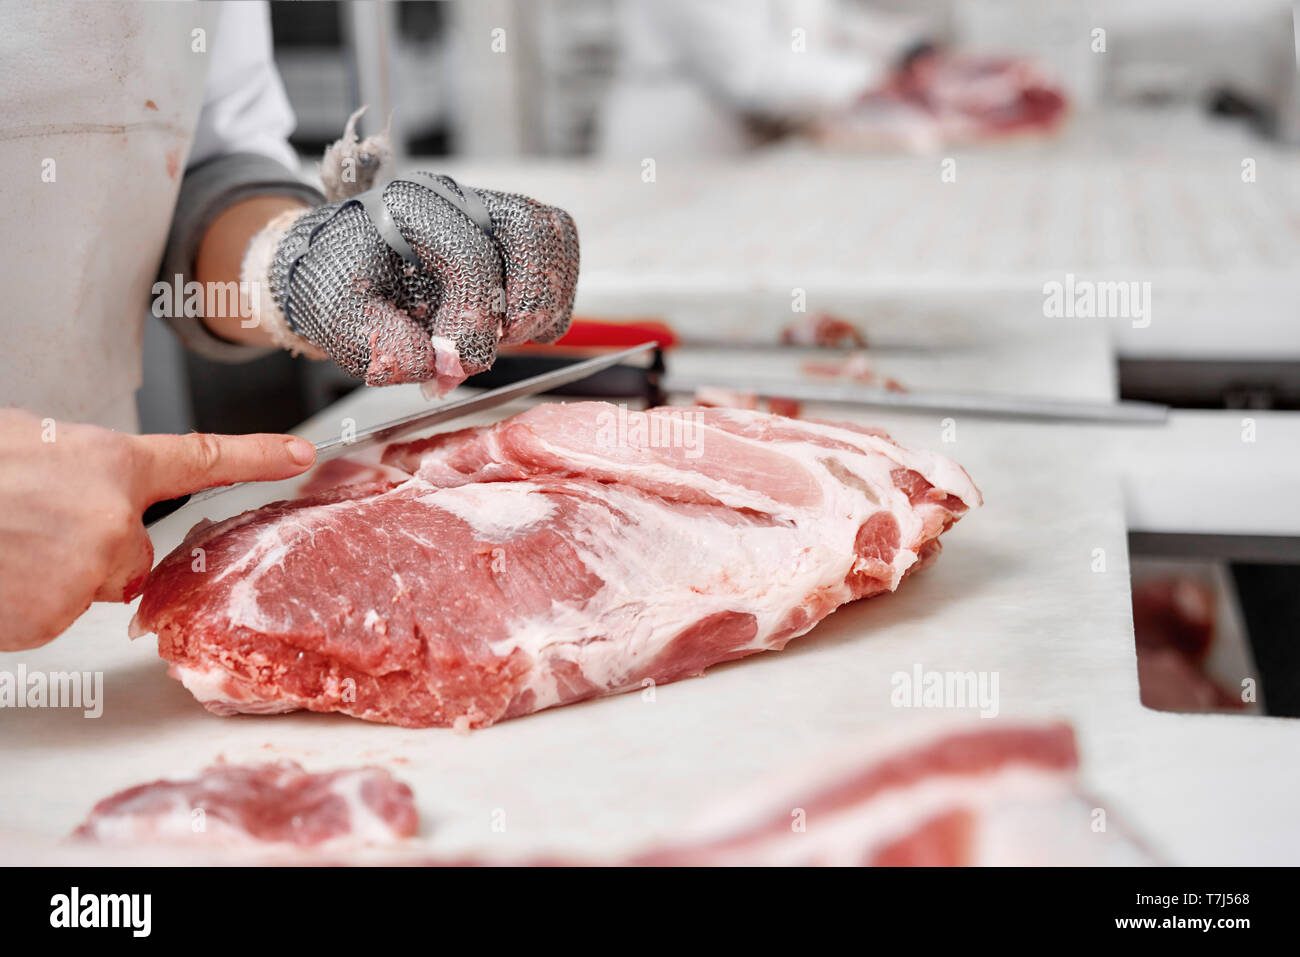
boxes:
[596,0,1067,157]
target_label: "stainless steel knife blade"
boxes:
[661,373,1168,423]
[310,341,657,463]
[146,342,657,525]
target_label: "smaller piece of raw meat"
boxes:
[781,312,868,348]
[71,762,418,850]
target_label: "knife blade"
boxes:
[144,341,657,526]
[311,341,657,462]
[661,373,1168,423]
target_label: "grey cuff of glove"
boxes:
[158,152,324,363]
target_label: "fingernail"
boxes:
[286,438,316,466]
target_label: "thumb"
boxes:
[129,431,317,506]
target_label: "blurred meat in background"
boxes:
[1130,561,1260,715]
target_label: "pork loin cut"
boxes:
[134,403,980,728]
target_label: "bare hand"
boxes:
[0,409,316,651]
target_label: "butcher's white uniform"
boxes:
[0,0,298,431]
[596,0,920,158]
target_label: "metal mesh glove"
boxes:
[255,173,579,392]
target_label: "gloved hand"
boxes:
[243,115,579,394]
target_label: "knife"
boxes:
[143,341,658,527]
[660,373,1169,423]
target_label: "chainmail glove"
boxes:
[243,117,578,394]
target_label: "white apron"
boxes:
[0,1,213,431]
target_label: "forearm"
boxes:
[159,152,323,362]
[195,195,309,347]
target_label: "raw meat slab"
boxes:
[134,403,979,728]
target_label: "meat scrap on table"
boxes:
[802,350,907,393]
[72,761,418,851]
[693,386,803,418]
[134,402,979,729]
[781,312,868,349]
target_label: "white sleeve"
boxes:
[188,0,300,171]
[653,0,898,119]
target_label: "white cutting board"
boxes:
[2,392,1298,865]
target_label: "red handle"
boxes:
[555,318,680,349]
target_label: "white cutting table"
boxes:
[2,345,1298,865]
[3,137,1299,864]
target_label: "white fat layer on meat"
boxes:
[519,416,817,521]
[688,766,1074,866]
[523,407,980,520]
[488,410,966,712]
[79,790,249,845]
[708,407,982,508]
[420,483,555,543]
[172,664,297,715]
[328,771,414,845]
[173,663,240,704]
[497,488,859,709]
